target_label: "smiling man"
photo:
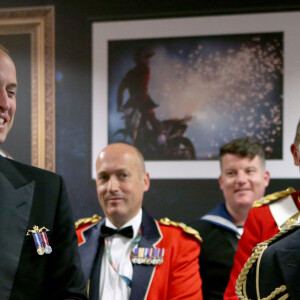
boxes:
[190,137,270,300]
[76,143,203,300]
[0,45,87,299]
[0,45,17,143]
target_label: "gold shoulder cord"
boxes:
[87,279,90,298]
[235,224,300,300]
[253,187,296,208]
[75,214,102,229]
[159,217,202,242]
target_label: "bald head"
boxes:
[95,143,150,227]
[97,143,146,176]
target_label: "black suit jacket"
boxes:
[246,226,300,300]
[0,156,87,299]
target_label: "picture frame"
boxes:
[92,12,299,179]
[0,6,55,171]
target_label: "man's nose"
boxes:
[236,171,247,184]
[0,89,9,111]
[107,176,119,191]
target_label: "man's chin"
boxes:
[0,132,8,144]
[235,196,255,207]
[107,211,129,227]
[107,206,126,218]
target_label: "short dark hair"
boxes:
[220,137,266,167]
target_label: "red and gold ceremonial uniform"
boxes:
[224,188,300,300]
[76,211,203,300]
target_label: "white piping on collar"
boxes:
[201,215,240,236]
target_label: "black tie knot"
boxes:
[100,225,134,238]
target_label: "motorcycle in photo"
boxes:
[114,107,196,160]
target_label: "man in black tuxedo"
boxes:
[0,46,86,298]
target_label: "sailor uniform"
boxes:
[190,203,242,300]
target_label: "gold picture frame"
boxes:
[0,6,55,171]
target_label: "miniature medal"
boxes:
[26,225,52,255]
[40,231,52,254]
[32,232,45,255]
[131,247,164,265]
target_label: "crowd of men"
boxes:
[1,43,300,299]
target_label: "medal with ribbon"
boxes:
[131,246,164,265]
[26,225,52,255]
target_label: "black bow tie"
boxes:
[100,225,134,238]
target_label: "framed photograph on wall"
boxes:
[92,12,300,179]
[0,6,55,171]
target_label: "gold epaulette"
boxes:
[159,217,202,242]
[252,187,296,208]
[75,214,102,229]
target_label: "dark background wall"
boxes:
[0,0,299,223]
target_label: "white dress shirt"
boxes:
[99,209,142,300]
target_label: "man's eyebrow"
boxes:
[97,168,129,175]
[223,168,236,172]
[8,83,18,90]
[115,168,128,172]
[97,171,107,176]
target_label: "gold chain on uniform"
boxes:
[235,223,300,300]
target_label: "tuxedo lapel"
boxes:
[89,236,104,300]
[0,157,34,298]
[130,211,162,300]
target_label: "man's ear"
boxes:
[263,170,271,187]
[143,172,150,192]
[218,175,224,191]
[291,144,300,166]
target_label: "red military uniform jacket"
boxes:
[76,211,203,300]
[224,188,300,300]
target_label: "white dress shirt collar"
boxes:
[99,209,143,300]
[105,209,142,239]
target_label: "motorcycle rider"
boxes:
[117,48,164,145]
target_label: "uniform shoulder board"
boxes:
[159,217,202,242]
[253,187,296,208]
[75,214,102,229]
